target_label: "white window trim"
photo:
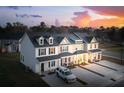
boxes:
[49,37,53,45]
[39,37,44,45]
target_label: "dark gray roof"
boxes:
[27,31,62,47]
[26,30,96,47]
[83,36,94,43]
[72,32,94,43]
[89,49,102,53]
[27,31,86,47]
[0,32,24,40]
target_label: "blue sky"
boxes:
[0,6,83,27]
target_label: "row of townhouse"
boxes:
[20,31,102,75]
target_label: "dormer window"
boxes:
[49,37,53,45]
[39,37,44,45]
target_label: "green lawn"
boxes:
[0,53,49,87]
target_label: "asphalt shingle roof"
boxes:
[27,31,88,47]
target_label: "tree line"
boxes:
[0,21,124,44]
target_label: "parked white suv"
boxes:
[56,67,76,83]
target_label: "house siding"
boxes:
[20,33,38,73]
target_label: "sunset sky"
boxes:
[0,6,124,28]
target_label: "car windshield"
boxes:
[65,71,72,75]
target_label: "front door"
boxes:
[41,63,44,72]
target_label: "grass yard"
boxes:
[0,53,49,87]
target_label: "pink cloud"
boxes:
[84,6,124,17]
[72,6,124,28]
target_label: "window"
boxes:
[75,40,82,44]
[39,37,44,45]
[68,57,71,62]
[90,44,92,49]
[51,60,55,67]
[65,58,67,62]
[61,46,68,52]
[40,39,43,44]
[49,48,55,54]
[94,44,97,48]
[38,48,46,56]
[49,38,53,44]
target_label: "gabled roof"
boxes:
[27,31,66,47]
[26,30,97,48]
[26,31,85,47]
[83,36,94,43]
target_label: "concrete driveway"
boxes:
[83,61,124,80]
[41,60,124,87]
[97,60,124,72]
[42,73,84,87]
[71,67,113,87]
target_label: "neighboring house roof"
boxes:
[0,32,24,40]
[37,51,87,62]
[89,49,102,53]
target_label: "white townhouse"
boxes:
[20,31,102,74]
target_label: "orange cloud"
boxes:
[72,6,124,28]
[90,18,124,28]
[72,11,91,27]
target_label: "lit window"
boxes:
[49,48,55,54]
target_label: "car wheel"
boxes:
[65,79,68,83]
